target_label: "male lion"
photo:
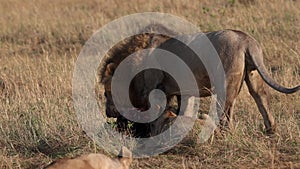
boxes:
[99,24,299,136]
[97,24,177,137]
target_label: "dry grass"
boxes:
[0,0,299,168]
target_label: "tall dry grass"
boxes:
[0,0,299,168]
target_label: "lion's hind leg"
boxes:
[245,70,275,135]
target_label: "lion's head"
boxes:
[98,24,176,118]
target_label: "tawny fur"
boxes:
[44,147,132,169]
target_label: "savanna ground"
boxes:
[0,0,299,168]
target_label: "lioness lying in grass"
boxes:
[44,147,132,169]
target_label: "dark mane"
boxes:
[97,23,178,84]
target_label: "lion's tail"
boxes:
[247,39,300,94]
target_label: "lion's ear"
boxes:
[101,63,117,83]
